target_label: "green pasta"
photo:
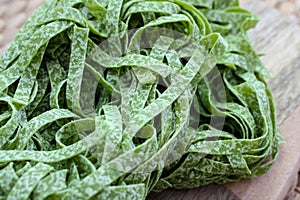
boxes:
[0,0,283,199]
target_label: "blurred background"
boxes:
[0,0,43,55]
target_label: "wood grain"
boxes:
[243,0,300,125]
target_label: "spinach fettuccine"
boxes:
[0,0,283,199]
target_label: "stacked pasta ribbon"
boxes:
[0,0,283,199]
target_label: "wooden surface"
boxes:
[260,0,300,24]
[1,0,300,199]
[0,0,43,55]
[242,0,300,126]
[227,1,300,199]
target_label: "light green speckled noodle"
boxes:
[0,0,283,199]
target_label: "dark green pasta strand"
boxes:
[7,163,53,200]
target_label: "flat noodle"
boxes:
[0,0,282,199]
